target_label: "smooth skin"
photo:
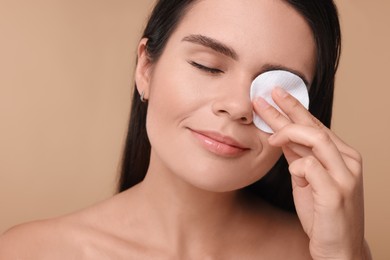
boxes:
[0,0,371,259]
[254,89,371,260]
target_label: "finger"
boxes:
[269,124,353,182]
[285,143,360,174]
[254,92,350,158]
[282,129,363,182]
[343,154,363,178]
[257,88,361,168]
[271,87,322,128]
[285,143,312,159]
[326,132,363,163]
[283,138,362,181]
[289,155,337,195]
[291,172,309,187]
[271,87,361,160]
[281,145,301,164]
[252,96,291,132]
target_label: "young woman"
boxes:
[0,0,371,259]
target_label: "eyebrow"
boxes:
[182,34,238,60]
[182,34,310,87]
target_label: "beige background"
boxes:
[0,0,389,258]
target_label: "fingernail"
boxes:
[268,133,277,142]
[275,87,288,98]
[255,97,270,109]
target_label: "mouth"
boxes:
[189,128,250,157]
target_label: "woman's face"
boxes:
[139,0,316,192]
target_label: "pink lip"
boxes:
[189,129,250,157]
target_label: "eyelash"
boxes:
[188,61,224,74]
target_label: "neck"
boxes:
[129,151,246,254]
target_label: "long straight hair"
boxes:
[118,0,341,213]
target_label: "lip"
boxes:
[189,128,250,157]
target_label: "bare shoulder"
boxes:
[0,197,106,259]
[0,217,83,259]
[0,192,144,259]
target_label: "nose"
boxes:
[211,79,253,124]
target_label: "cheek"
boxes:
[146,57,213,125]
[144,59,199,156]
[149,60,187,105]
[143,55,284,192]
[249,141,283,178]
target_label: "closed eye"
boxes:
[188,61,224,74]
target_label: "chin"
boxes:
[176,165,270,193]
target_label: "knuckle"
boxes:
[265,106,285,122]
[313,130,332,144]
[288,95,301,110]
[348,159,363,176]
[336,169,363,195]
[303,155,318,170]
[288,160,301,174]
[259,101,274,113]
[343,150,363,176]
[310,116,324,129]
[282,123,295,132]
[352,150,363,164]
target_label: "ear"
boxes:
[135,38,152,100]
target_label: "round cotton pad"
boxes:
[250,70,309,133]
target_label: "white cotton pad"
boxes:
[250,70,309,134]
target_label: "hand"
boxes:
[253,87,370,260]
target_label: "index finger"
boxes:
[272,87,321,128]
[252,96,291,132]
[271,87,361,160]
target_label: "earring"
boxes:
[140,91,147,102]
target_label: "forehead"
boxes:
[167,0,317,81]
